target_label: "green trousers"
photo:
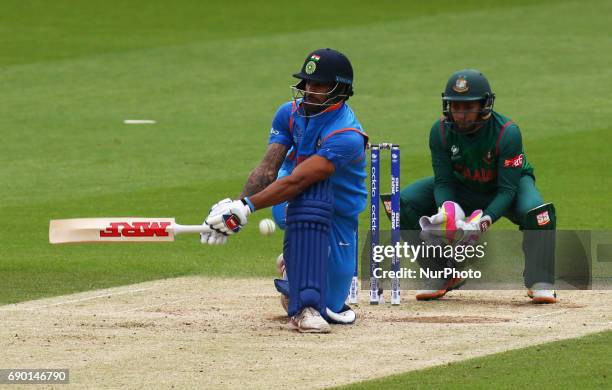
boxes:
[399,175,543,230]
[399,175,554,287]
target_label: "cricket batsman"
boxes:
[201,48,369,333]
[401,69,557,304]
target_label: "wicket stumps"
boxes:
[348,232,359,304]
[369,143,401,305]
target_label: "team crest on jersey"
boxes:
[452,76,469,93]
[483,150,493,164]
[305,61,317,74]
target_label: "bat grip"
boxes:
[173,224,212,235]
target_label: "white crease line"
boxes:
[0,287,154,312]
[124,119,156,124]
[524,309,569,320]
[109,298,191,315]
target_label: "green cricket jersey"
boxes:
[429,111,534,221]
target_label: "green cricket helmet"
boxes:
[442,69,495,134]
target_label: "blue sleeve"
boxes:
[317,130,366,170]
[277,147,295,179]
[268,102,294,147]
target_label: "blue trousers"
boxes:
[274,201,357,313]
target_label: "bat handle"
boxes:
[173,224,212,235]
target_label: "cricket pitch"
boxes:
[1,277,611,388]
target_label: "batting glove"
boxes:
[200,230,228,245]
[205,197,254,235]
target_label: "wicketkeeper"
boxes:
[401,69,557,303]
[201,48,369,332]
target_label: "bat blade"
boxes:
[49,218,177,244]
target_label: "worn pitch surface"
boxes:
[2,277,610,389]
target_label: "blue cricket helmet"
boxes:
[293,48,354,97]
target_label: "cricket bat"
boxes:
[49,218,212,244]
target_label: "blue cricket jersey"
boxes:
[268,100,368,217]
[277,146,296,179]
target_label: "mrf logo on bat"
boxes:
[100,222,171,237]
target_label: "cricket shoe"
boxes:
[275,253,289,312]
[326,305,356,325]
[527,282,557,304]
[289,307,331,333]
[415,277,466,301]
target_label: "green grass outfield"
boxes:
[336,330,612,389]
[2,0,610,303]
[1,0,611,387]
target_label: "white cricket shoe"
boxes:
[527,282,557,304]
[289,307,331,333]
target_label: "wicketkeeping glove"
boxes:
[418,201,466,243]
[419,201,466,231]
[456,210,492,244]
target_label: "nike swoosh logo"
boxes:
[339,242,350,246]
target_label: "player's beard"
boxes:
[452,112,490,135]
[454,121,483,135]
[302,98,328,116]
[302,91,343,116]
[292,82,349,117]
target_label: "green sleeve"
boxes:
[429,122,455,207]
[484,124,523,221]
